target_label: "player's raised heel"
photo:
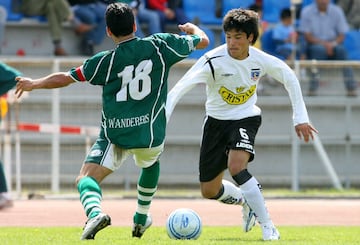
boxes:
[81,213,111,240]
[132,215,152,238]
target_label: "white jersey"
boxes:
[167,45,309,125]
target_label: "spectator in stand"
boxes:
[272,8,297,60]
[299,0,357,96]
[20,0,92,56]
[136,0,162,36]
[337,0,360,30]
[68,0,108,56]
[248,3,268,50]
[146,0,189,32]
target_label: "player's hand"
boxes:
[15,76,34,98]
[178,22,198,35]
[179,23,210,49]
[295,123,318,143]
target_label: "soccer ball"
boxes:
[166,208,202,240]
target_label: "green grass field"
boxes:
[0,226,358,245]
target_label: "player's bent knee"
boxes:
[200,188,218,199]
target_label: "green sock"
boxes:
[77,176,102,219]
[133,161,160,225]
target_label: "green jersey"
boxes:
[70,33,201,148]
[0,63,22,96]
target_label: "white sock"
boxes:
[217,179,243,205]
[240,177,271,224]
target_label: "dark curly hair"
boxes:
[223,9,259,45]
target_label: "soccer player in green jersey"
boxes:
[15,2,209,240]
[0,62,22,210]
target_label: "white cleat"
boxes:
[81,213,111,240]
[132,215,152,238]
[261,222,280,241]
[0,194,13,209]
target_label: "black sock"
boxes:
[232,169,252,185]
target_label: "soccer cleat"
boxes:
[261,222,280,241]
[80,213,111,240]
[242,200,257,232]
[0,195,13,209]
[132,215,152,238]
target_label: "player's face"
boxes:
[225,30,252,60]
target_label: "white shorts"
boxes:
[85,138,164,170]
[111,143,164,169]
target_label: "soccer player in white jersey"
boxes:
[166,8,318,241]
[15,2,209,240]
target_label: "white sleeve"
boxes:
[166,57,209,122]
[265,57,310,125]
[285,74,310,126]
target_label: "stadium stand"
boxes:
[260,28,279,57]
[300,0,335,7]
[262,0,291,24]
[301,0,315,6]
[0,0,48,22]
[343,30,360,60]
[0,0,22,21]
[182,0,222,25]
[0,0,357,60]
[222,0,255,14]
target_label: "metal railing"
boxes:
[1,57,360,194]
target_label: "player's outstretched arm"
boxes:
[178,22,209,49]
[15,72,75,98]
[295,123,318,143]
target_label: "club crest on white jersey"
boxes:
[251,68,260,81]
